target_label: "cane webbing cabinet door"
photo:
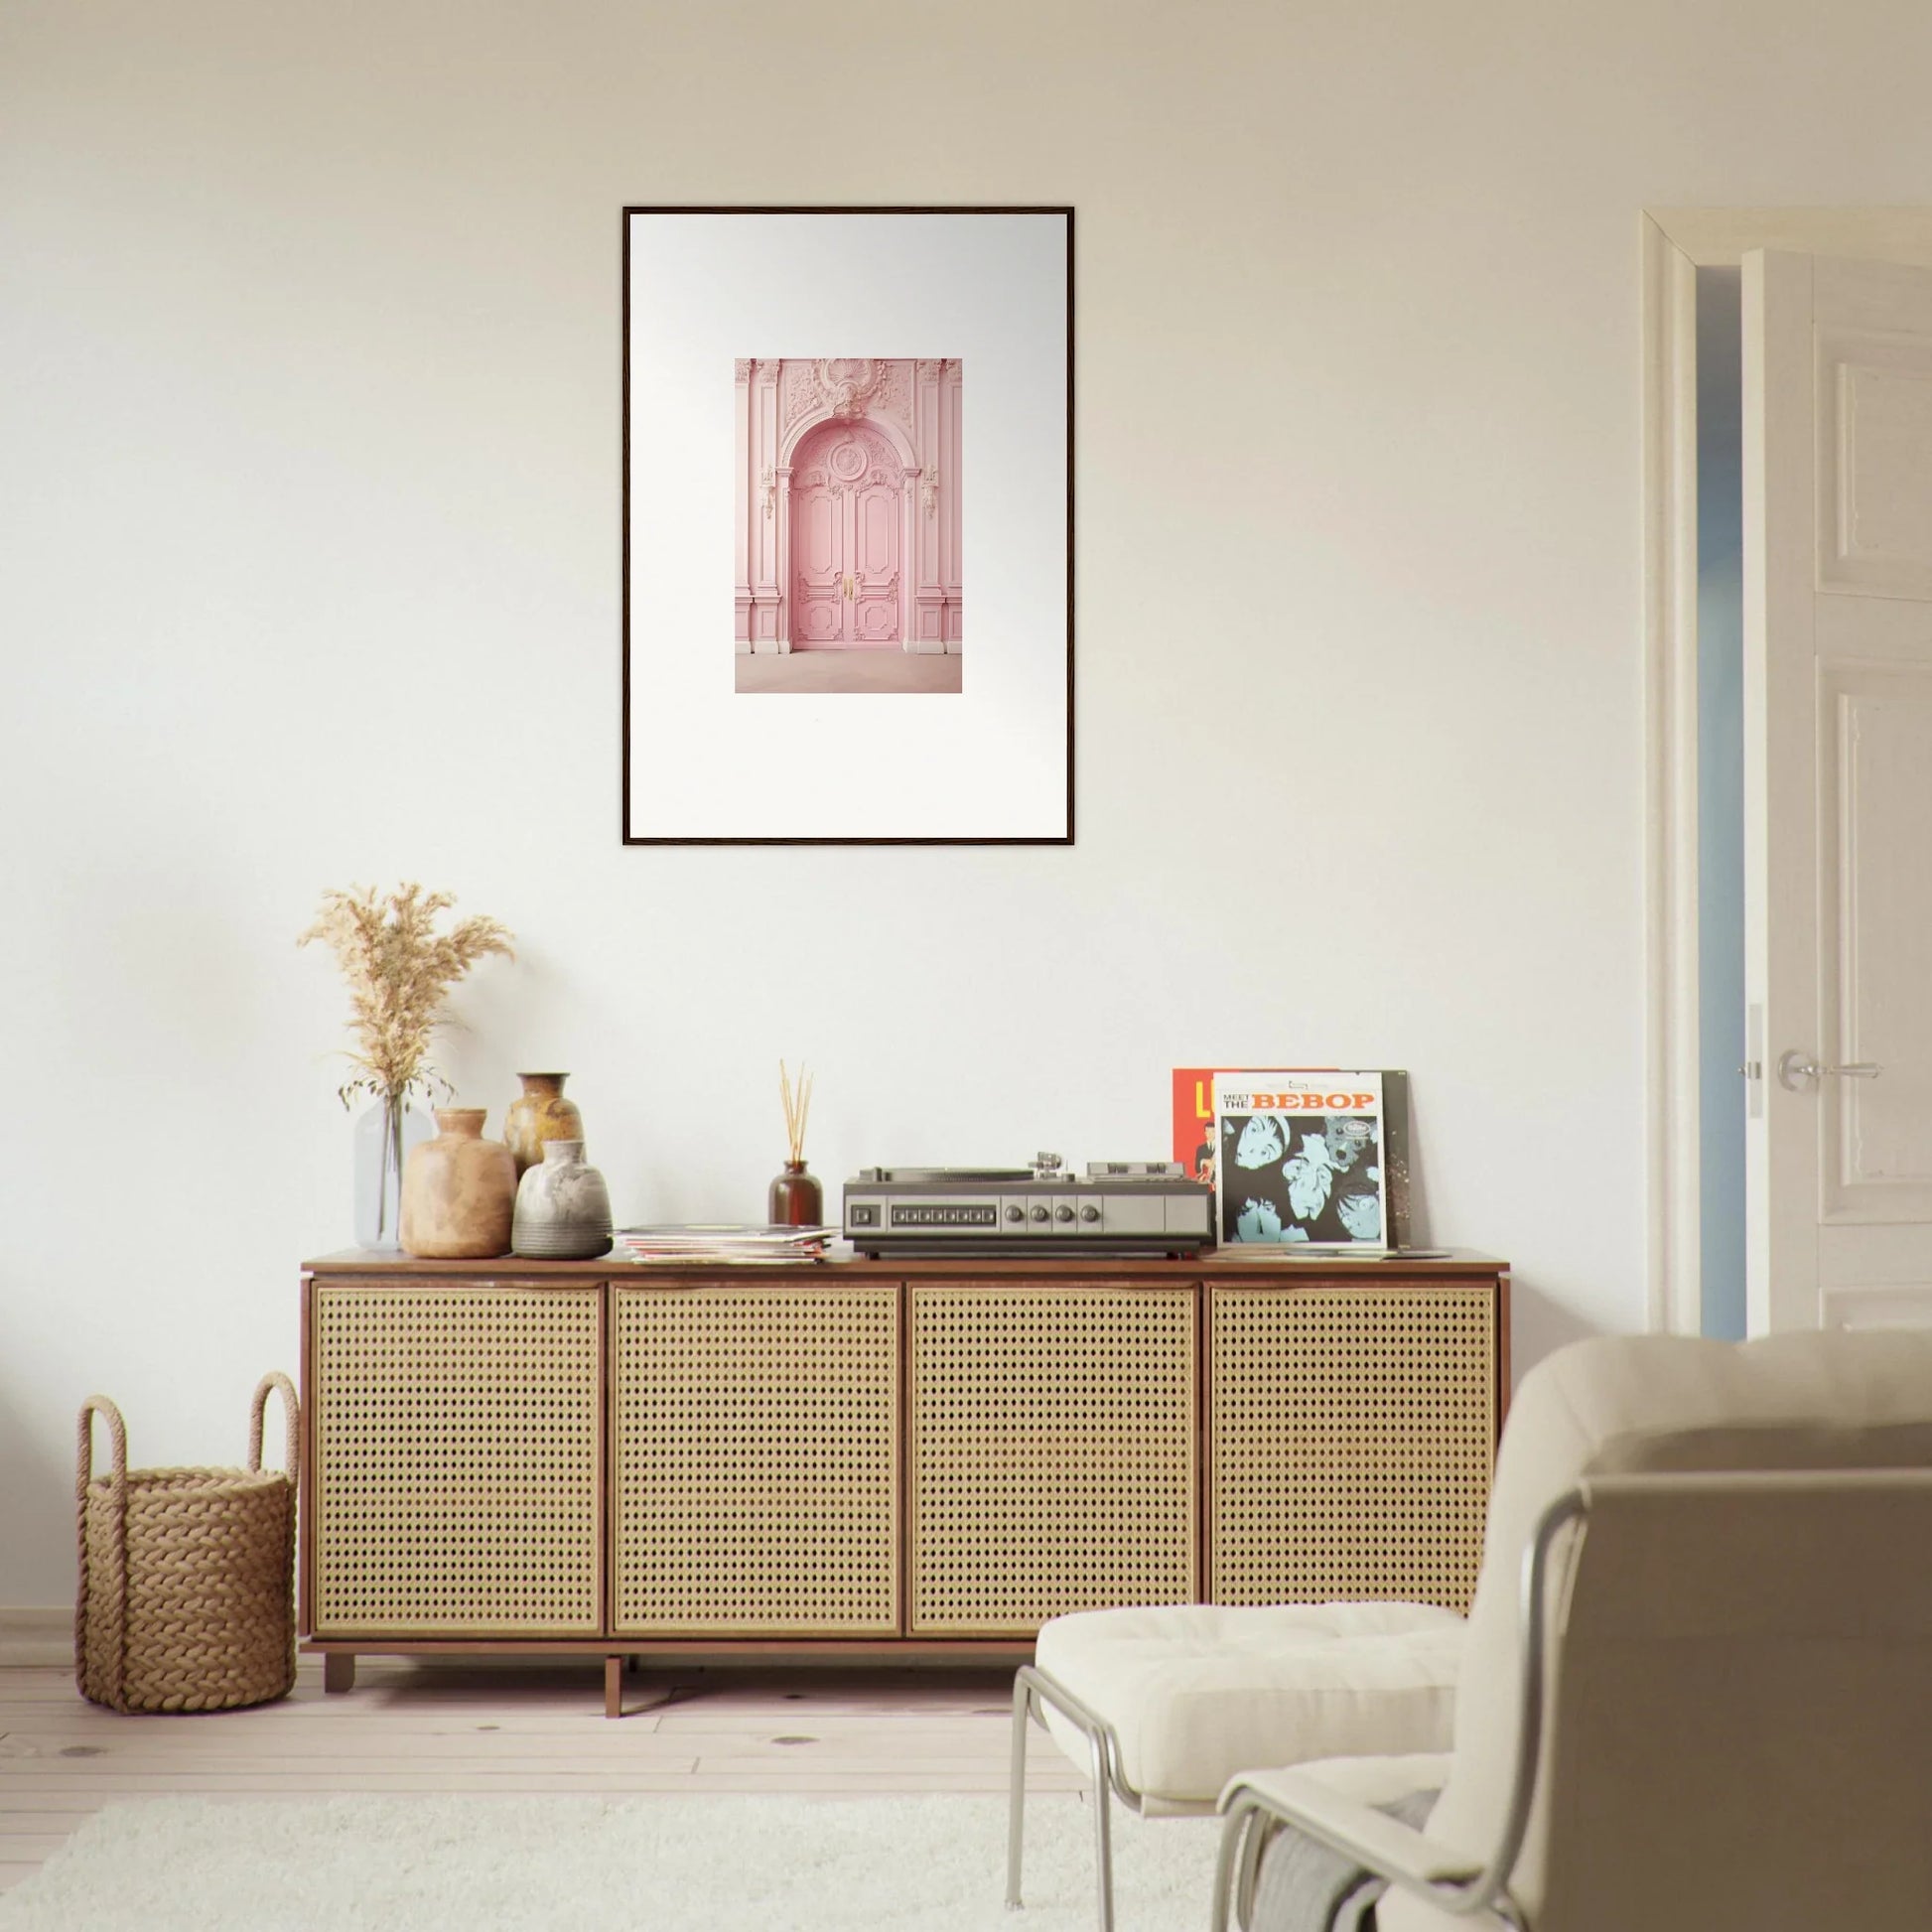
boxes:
[908,1282,1197,1635]
[611,1282,900,1635]
[311,1281,602,1636]
[1208,1283,1496,1612]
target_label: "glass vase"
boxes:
[352,1095,433,1251]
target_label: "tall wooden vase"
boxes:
[400,1109,516,1258]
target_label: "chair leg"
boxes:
[1006,1673,1031,1910]
[1088,1727,1115,1932]
[1236,1807,1269,1931]
[1210,1803,1252,1932]
[1005,1664,1127,1932]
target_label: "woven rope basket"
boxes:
[75,1373,299,1714]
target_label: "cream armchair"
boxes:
[1213,1328,1932,1932]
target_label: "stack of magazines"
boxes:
[612,1224,838,1265]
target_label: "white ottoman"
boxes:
[1007,1601,1464,1932]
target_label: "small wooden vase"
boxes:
[767,1160,823,1227]
[503,1072,585,1176]
[400,1109,516,1258]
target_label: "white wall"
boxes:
[5,0,1930,1604]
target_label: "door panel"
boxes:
[792,483,843,645]
[1208,1285,1494,1612]
[851,483,899,643]
[1818,330,1932,597]
[311,1284,602,1635]
[1745,249,1932,1330]
[611,1283,899,1635]
[907,1282,1195,1634]
[1820,666,1932,1223]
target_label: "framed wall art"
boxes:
[621,206,1073,845]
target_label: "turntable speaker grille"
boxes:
[908,1282,1196,1634]
[1209,1284,1494,1611]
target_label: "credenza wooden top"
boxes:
[304,1247,1506,1283]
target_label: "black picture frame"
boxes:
[621,205,1074,846]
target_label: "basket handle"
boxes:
[74,1394,131,1708]
[248,1372,300,1477]
[76,1395,128,1504]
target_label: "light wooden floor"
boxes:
[735,648,963,693]
[0,1659,1082,1891]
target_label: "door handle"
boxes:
[1777,1050,1882,1091]
[842,574,854,600]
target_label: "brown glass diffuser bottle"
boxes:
[769,1060,824,1226]
[768,1160,822,1226]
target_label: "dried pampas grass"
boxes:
[299,884,514,1108]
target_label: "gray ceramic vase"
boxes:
[511,1140,614,1260]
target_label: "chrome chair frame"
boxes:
[1007,1661,1173,1932]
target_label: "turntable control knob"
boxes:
[1030,1205,1050,1224]
[1079,1204,1101,1223]
[1005,1204,1025,1223]
[1054,1204,1075,1223]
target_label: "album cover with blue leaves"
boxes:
[1211,1070,1410,1248]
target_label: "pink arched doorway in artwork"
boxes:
[789,418,901,648]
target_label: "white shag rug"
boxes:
[0,1794,1223,1931]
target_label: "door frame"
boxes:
[1640,207,1932,1335]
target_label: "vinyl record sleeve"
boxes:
[1172,1067,1413,1248]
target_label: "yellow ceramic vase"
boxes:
[503,1072,586,1176]
[399,1109,516,1258]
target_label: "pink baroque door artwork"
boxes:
[790,421,901,648]
[734,358,963,670]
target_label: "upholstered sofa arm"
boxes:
[1236,1751,1452,1813]
[1212,1760,1501,1932]
[1227,1763,1474,1880]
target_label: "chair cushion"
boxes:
[1033,1601,1464,1810]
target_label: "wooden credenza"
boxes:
[299,1251,1508,1713]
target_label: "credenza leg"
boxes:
[604,1654,622,1719]
[323,1653,356,1696]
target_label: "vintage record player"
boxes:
[843,1154,1212,1257]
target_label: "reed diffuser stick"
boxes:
[779,1059,813,1164]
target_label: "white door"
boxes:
[1744,249,1932,1332]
